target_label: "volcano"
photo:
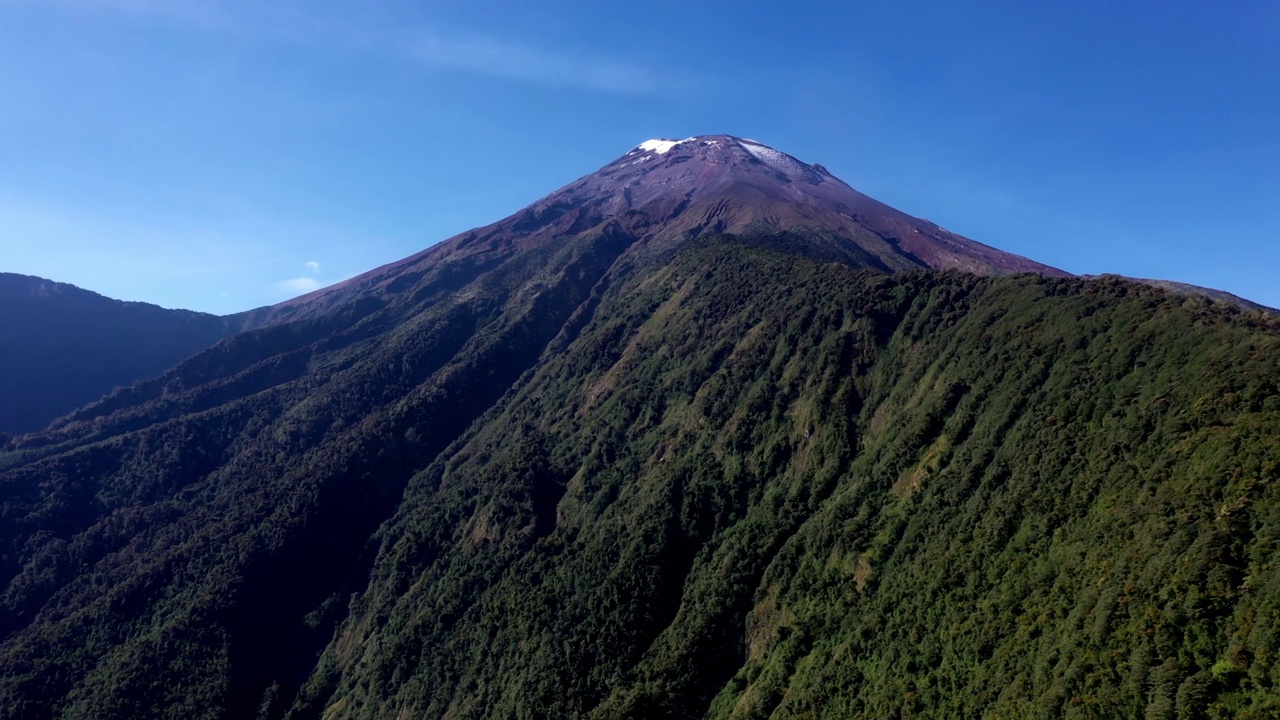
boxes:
[4,136,1276,720]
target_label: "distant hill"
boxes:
[0,274,244,435]
[1103,275,1277,313]
[1,137,1277,719]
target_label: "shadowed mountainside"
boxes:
[0,273,246,435]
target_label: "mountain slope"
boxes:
[290,243,1280,720]
[0,274,244,435]
[0,222,640,719]
[1,138,1277,719]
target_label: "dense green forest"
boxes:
[1,235,1277,719]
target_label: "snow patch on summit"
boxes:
[635,138,694,155]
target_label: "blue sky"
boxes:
[1,0,1277,313]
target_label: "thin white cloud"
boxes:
[397,31,681,96]
[12,0,234,26]
[24,0,690,96]
[304,260,320,273]
[276,276,321,294]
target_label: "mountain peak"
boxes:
[617,135,836,188]
[261,134,1067,323]
[555,134,1066,276]
[622,134,823,177]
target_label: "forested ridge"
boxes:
[1,234,1277,719]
